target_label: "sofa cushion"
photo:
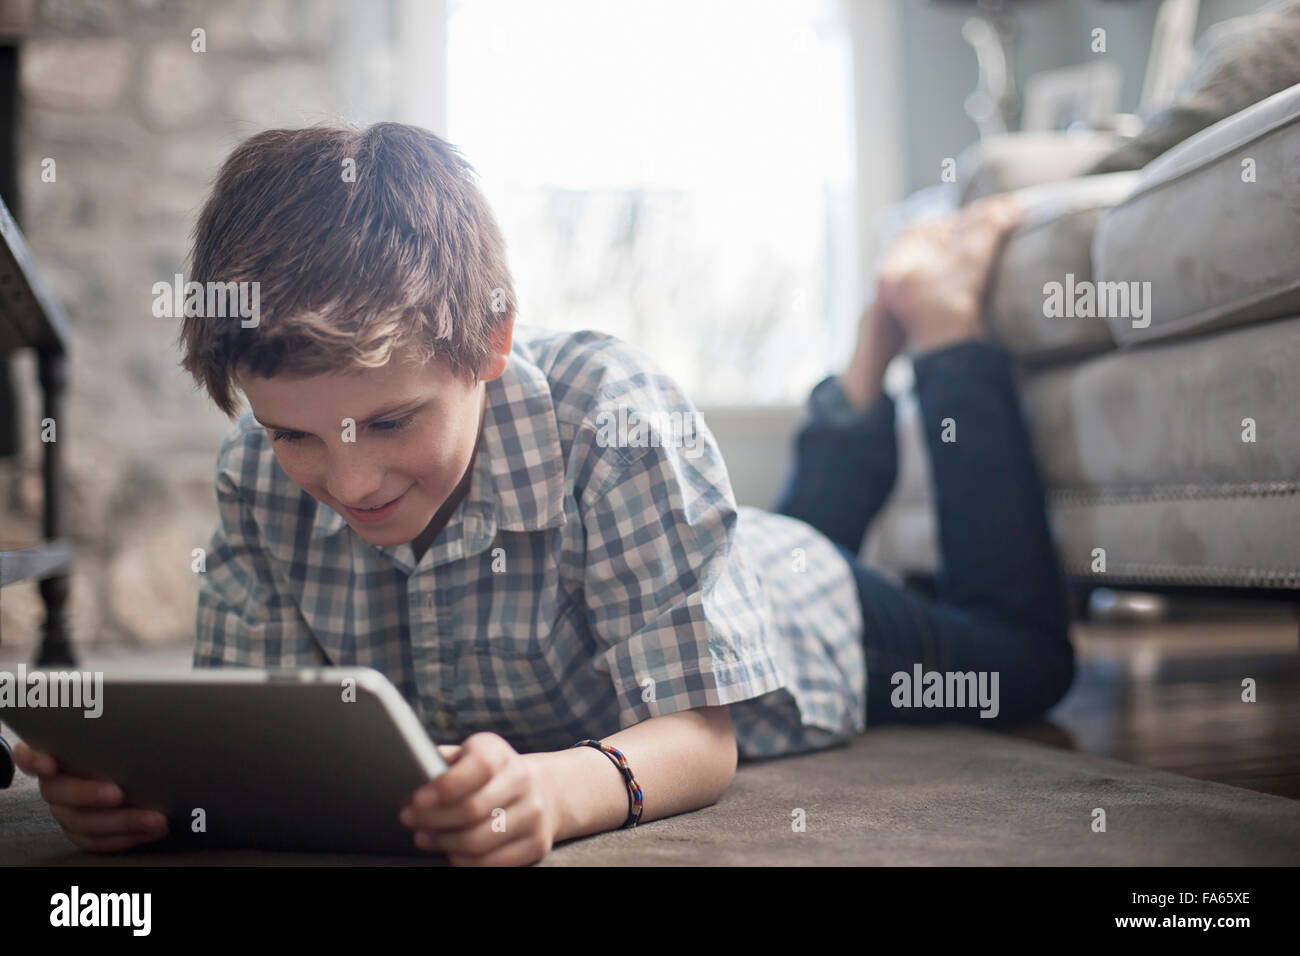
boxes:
[863,315,1300,588]
[1093,81,1300,347]
[984,172,1139,363]
[1087,0,1300,175]
[1022,315,1300,489]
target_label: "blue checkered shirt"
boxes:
[193,325,866,760]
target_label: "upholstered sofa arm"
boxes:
[956,130,1128,205]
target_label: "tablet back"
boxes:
[1,667,448,855]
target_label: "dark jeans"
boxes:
[774,340,1074,725]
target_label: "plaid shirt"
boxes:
[193,325,865,760]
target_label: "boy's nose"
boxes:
[324,453,388,510]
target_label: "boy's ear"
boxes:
[479,311,514,383]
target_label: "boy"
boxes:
[16,122,1073,866]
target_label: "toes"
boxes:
[922,215,958,242]
[987,192,1023,228]
[951,195,1021,264]
[899,214,957,246]
[957,193,1022,234]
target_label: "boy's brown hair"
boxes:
[177,121,517,418]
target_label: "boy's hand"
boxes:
[13,740,169,853]
[400,732,560,866]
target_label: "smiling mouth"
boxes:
[355,496,398,511]
[343,487,411,519]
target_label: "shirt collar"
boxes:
[307,338,568,556]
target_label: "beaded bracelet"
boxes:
[570,739,643,829]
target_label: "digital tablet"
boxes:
[0,667,450,855]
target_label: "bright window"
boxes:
[447,0,858,404]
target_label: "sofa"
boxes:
[837,80,1300,595]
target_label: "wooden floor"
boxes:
[1004,594,1300,800]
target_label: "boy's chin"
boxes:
[339,504,428,542]
[348,520,422,546]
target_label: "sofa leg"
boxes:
[1087,587,1170,624]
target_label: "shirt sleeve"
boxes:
[580,390,790,732]
[193,435,327,669]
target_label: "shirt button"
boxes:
[432,709,454,728]
[424,594,435,609]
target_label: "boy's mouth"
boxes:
[344,487,410,523]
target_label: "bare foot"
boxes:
[875,193,1022,354]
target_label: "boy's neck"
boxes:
[410,390,486,564]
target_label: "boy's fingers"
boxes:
[39,774,123,808]
[49,805,168,839]
[12,741,56,776]
[11,740,34,772]
[410,737,506,813]
[50,806,163,839]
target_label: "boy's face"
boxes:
[236,322,513,551]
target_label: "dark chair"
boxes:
[0,190,74,788]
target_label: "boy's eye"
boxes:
[269,414,415,444]
[372,414,416,433]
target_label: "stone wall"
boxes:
[2,0,438,657]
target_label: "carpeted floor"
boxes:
[4,724,1298,866]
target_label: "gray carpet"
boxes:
[4,725,1298,866]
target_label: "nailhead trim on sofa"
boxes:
[1060,562,1300,588]
[1049,480,1300,507]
